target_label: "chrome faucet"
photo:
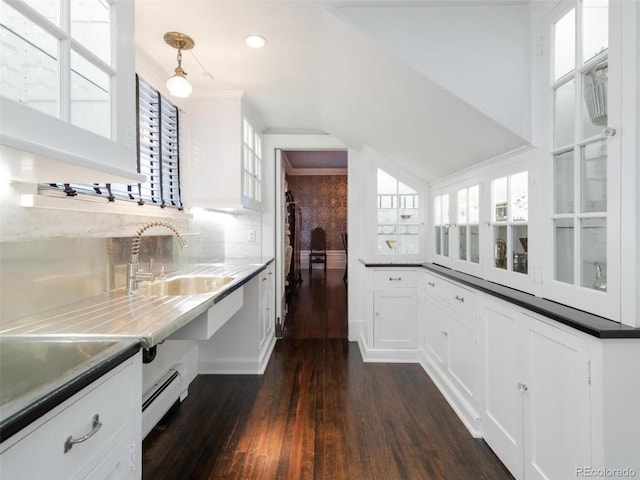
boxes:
[127,221,188,293]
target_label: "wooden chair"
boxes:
[309,227,327,272]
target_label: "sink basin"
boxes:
[142,275,235,296]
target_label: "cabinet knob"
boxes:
[441,331,448,337]
[427,282,435,287]
[389,277,402,281]
[454,295,465,303]
[603,127,616,137]
[64,414,102,453]
[517,382,528,392]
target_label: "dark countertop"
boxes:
[0,339,140,443]
[359,259,640,339]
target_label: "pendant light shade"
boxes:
[164,32,195,98]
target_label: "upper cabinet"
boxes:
[541,0,621,320]
[0,0,141,182]
[375,168,423,258]
[187,94,264,210]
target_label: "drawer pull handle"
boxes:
[518,382,528,392]
[64,414,102,453]
[389,277,402,281]
[441,331,448,337]
[427,282,435,287]
[454,295,465,303]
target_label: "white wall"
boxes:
[332,4,532,142]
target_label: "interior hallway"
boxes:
[142,269,512,479]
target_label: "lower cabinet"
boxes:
[259,264,275,350]
[421,271,480,431]
[483,299,591,480]
[0,354,142,480]
[373,269,418,349]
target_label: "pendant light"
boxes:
[164,32,195,98]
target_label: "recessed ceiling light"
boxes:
[245,35,267,49]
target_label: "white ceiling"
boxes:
[135,1,530,182]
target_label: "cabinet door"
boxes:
[374,289,418,349]
[523,319,591,480]
[446,309,478,412]
[259,266,274,348]
[482,301,525,480]
[423,296,449,370]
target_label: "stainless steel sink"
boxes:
[141,275,235,296]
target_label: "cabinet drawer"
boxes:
[1,358,139,480]
[374,270,417,288]
[424,273,476,316]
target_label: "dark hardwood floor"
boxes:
[142,269,512,480]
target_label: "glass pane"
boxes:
[378,208,397,226]
[243,171,253,198]
[510,171,528,222]
[555,218,574,284]
[398,234,418,255]
[254,134,261,158]
[435,226,442,255]
[377,169,397,195]
[581,141,607,213]
[494,226,507,269]
[581,218,606,290]
[554,80,575,148]
[398,181,416,195]
[443,227,449,257]
[243,146,252,172]
[512,225,528,274]
[470,226,480,263]
[554,150,575,214]
[0,4,59,117]
[468,185,479,224]
[70,50,110,137]
[434,195,442,226]
[457,189,467,225]
[379,235,398,255]
[554,8,575,81]
[459,226,467,260]
[493,177,508,222]
[442,194,450,226]
[582,63,608,137]
[400,194,417,210]
[22,0,60,26]
[71,0,110,65]
[582,0,608,63]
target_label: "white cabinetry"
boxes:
[0,354,142,480]
[482,299,591,480]
[197,265,276,374]
[421,271,480,433]
[0,0,141,183]
[188,94,264,210]
[372,269,418,350]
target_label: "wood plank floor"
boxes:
[142,269,513,480]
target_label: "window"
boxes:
[433,193,449,258]
[39,76,183,209]
[242,117,262,203]
[1,0,114,138]
[491,172,528,274]
[551,0,609,290]
[457,185,480,263]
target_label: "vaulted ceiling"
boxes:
[135,1,532,182]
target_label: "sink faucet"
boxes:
[127,221,188,293]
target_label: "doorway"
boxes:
[277,149,348,339]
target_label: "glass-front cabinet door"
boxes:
[433,192,450,261]
[456,185,480,264]
[376,168,421,256]
[491,172,528,274]
[545,0,620,320]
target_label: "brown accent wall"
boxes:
[286,175,347,251]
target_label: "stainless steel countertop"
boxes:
[0,261,271,348]
[0,258,273,439]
